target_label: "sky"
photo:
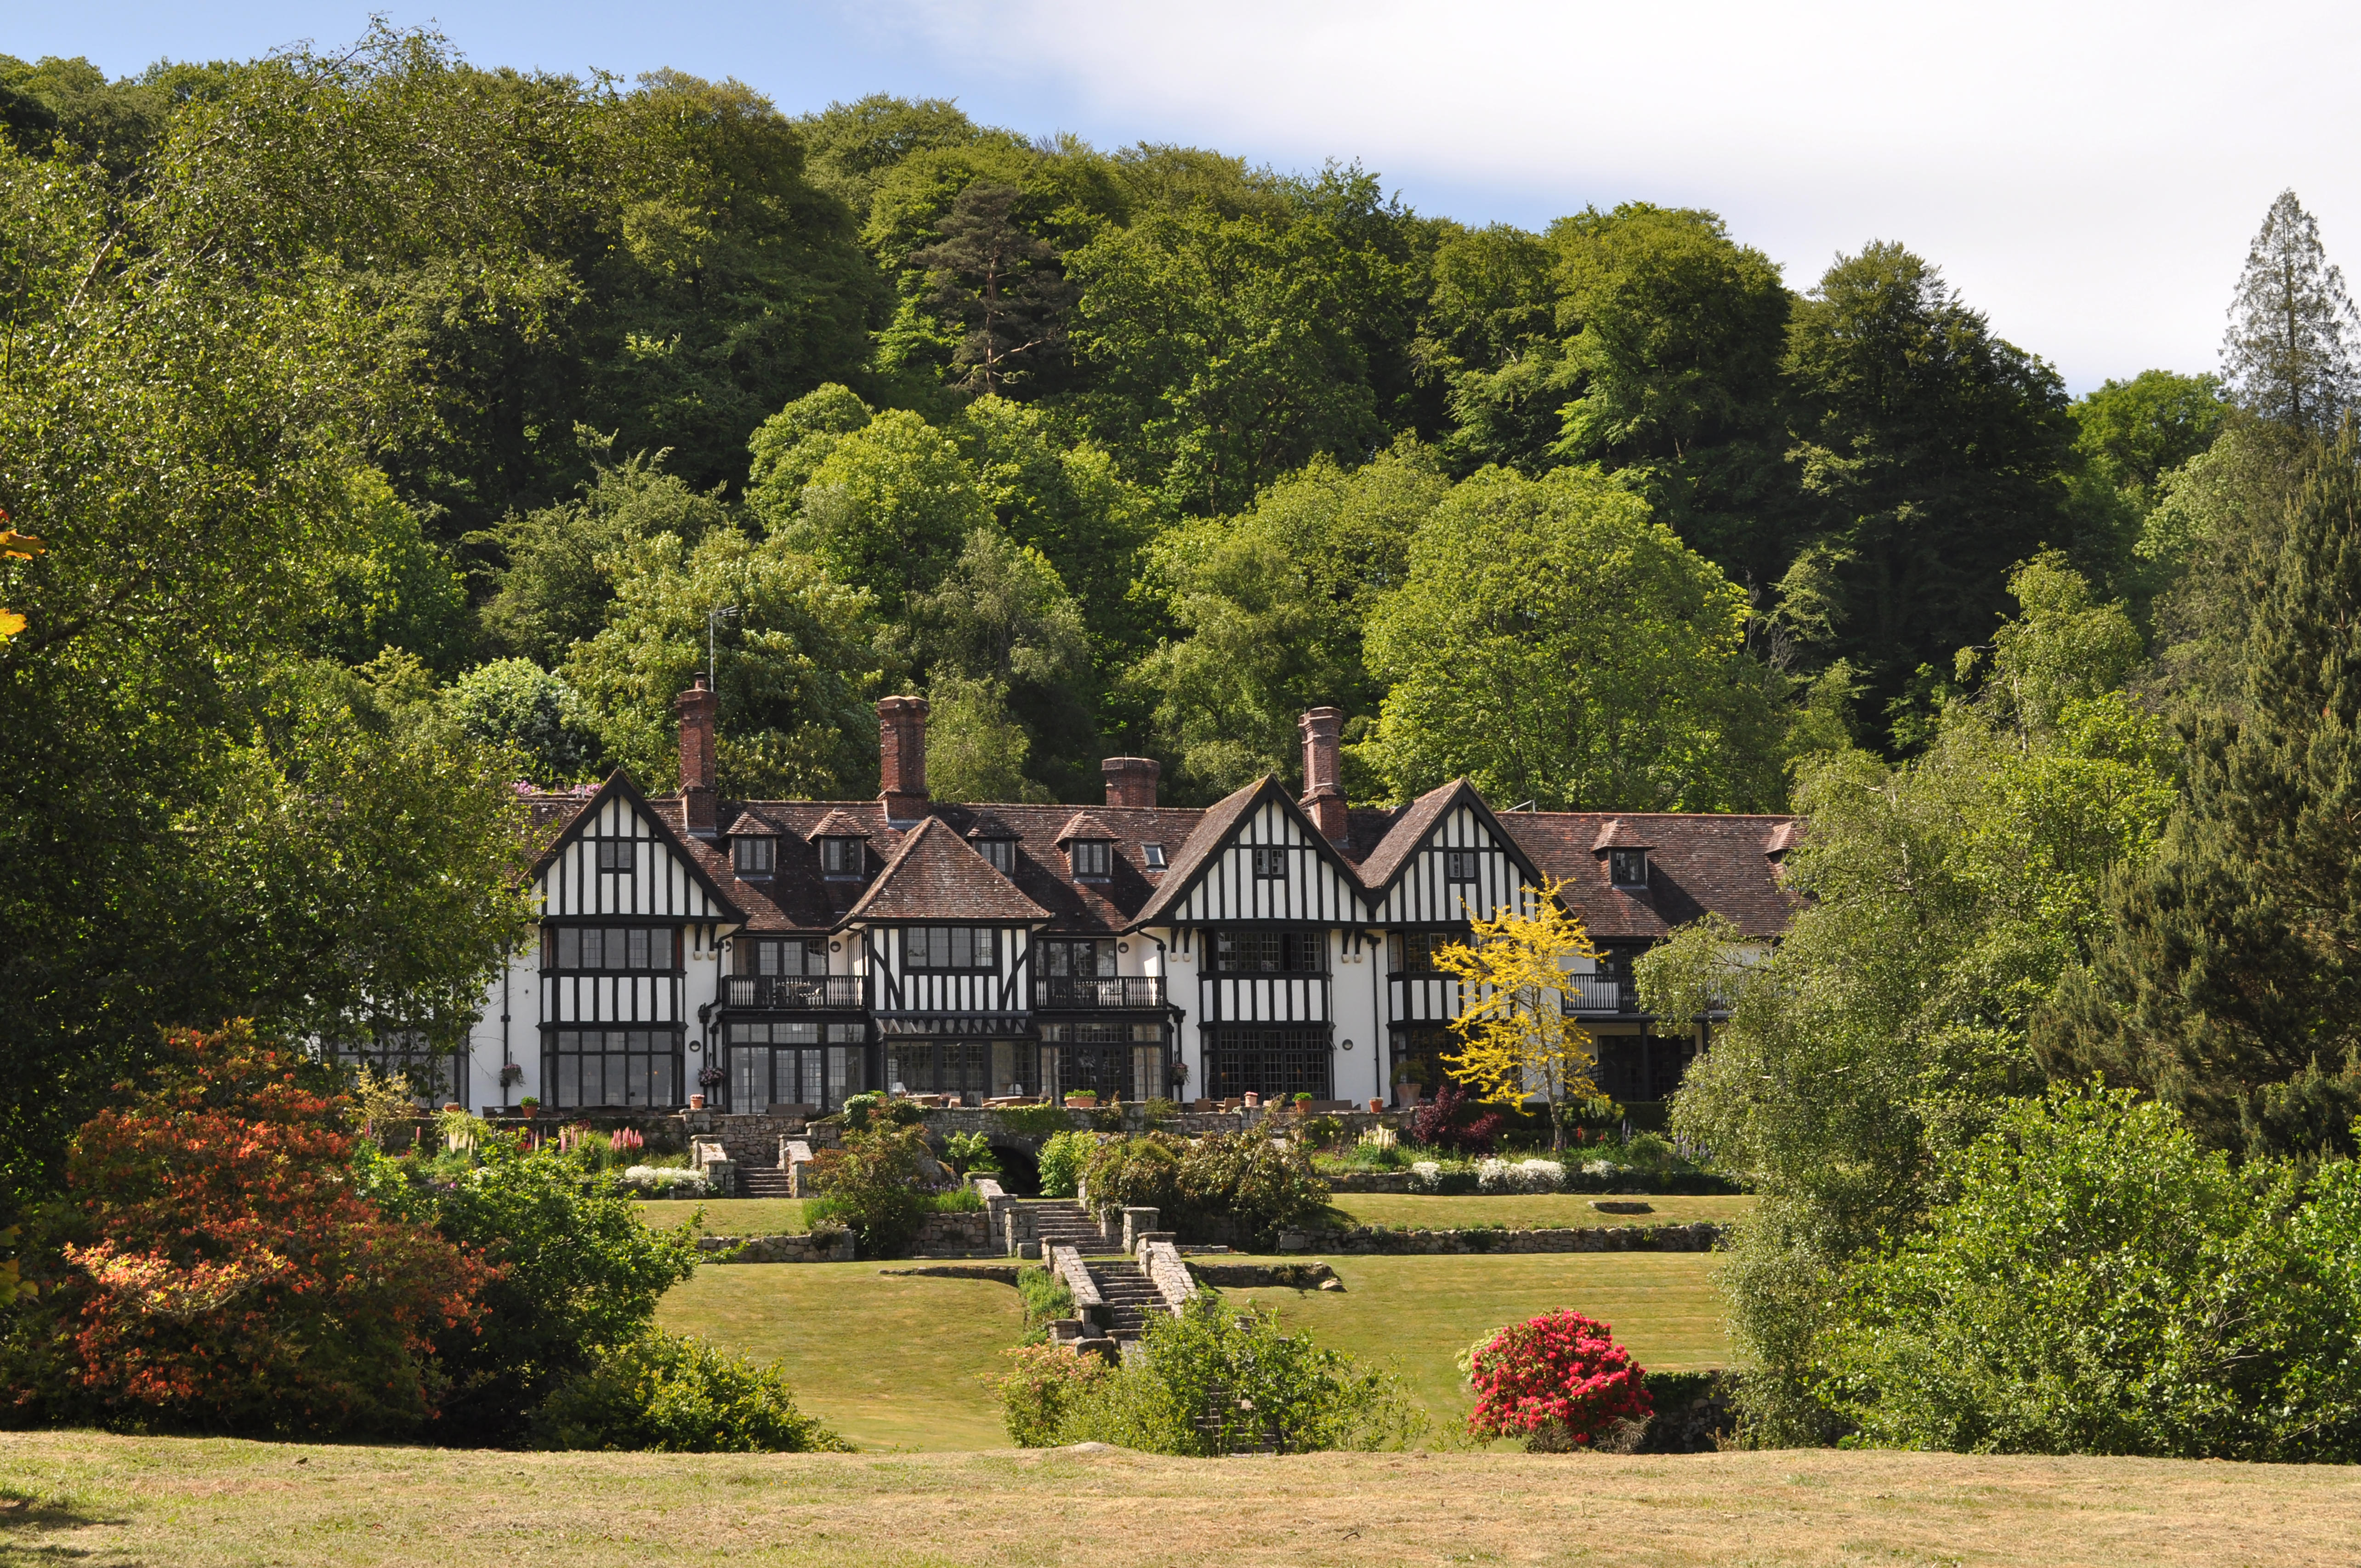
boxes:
[8,0,2359,393]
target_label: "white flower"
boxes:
[623,1165,709,1192]
[1581,1159,1634,1179]
[1410,1160,1442,1188]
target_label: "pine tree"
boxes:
[907,182,1079,396]
[2222,190,2359,436]
[2039,432,2361,1154]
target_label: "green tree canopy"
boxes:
[1362,466,1786,811]
[2221,189,2358,437]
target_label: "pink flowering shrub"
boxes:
[1464,1309,1652,1449]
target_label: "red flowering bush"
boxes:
[1464,1309,1653,1449]
[5,1022,490,1437]
[1412,1084,1506,1155]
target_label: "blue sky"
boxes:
[9,0,2359,394]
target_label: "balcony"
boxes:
[723,975,865,1010]
[1033,975,1166,1011]
[1565,974,1643,1015]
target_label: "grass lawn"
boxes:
[1327,1192,1758,1229]
[6,1433,2358,1567]
[1213,1252,1730,1435]
[656,1262,1019,1451]
[635,1197,810,1234]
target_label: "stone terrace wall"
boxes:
[1297,1221,1725,1255]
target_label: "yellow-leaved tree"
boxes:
[1436,876,1601,1153]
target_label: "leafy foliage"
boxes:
[1434,876,1602,1150]
[802,1125,934,1258]
[990,1340,1110,1445]
[532,1331,847,1453]
[1080,1131,1329,1247]
[2,1025,488,1437]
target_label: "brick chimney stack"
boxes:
[878,695,931,823]
[1101,756,1161,809]
[676,676,719,837]
[1298,706,1348,843]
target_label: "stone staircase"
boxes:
[1032,1199,1120,1256]
[1082,1256,1163,1341]
[738,1166,795,1198]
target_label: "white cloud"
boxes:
[880,0,2361,390]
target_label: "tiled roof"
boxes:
[1590,818,1655,851]
[725,806,784,837]
[843,816,1051,923]
[1054,809,1118,844]
[1128,779,1271,928]
[806,808,872,841]
[1499,812,1799,942]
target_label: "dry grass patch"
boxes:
[4,1432,2358,1567]
[636,1196,811,1234]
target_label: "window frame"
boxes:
[1386,926,1467,976]
[1142,842,1167,870]
[1250,844,1287,881]
[732,835,777,875]
[820,836,863,878]
[1609,848,1650,887]
[595,837,636,875]
[1443,848,1481,883]
[1209,925,1329,976]
[1068,839,1113,879]
[901,925,1002,973]
[542,923,682,974]
[976,837,1017,876]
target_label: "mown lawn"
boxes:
[1211,1252,1730,1435]
[656,1262,1018,1450]
[1326,1192,1758,1229]
[659,1251,1728,1449]
[6,1432,2357,1567]
[636,1197,810,1234]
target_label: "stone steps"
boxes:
[1082,1256,1166,1341]
[1033,1199,1120,1256]
[738,1168,795,1198]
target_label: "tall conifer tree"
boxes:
[2041,433,2361,1154]
[2222,190,2359,436]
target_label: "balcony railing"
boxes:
[1033,975,1166,1011]
[723,975,865,1010]
[1565,974,1642,1014]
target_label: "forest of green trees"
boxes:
[6,27,2361,1242]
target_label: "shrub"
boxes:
[1014,1262,1074,1343]
[1081,1132,1183,1211]
[931,1184,984,1213]
[990,1104,1074,1138]
[619,1165,709,1195]
[990,1341,1110,1446]
[942,1130,999,1175]
[802,1125,931,1258]
[1037,1129,1097,1199]
[1464,1309,1652,1449]
[838,1092,924,1134]
[1477,1158,1566,1193]
[1056,1295,1424,1454]
[1412,1084,1505,1154]
[2,1023,489,1438]
[1171,1130,1330,1247]
[426,1138,702,1442]
[1818,1085,2361,1460]
[1301,1115,1346,1149]
[532,1332,847,1452]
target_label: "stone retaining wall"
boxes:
[1294,1221,1724,1255]
[698,1229,854,1263]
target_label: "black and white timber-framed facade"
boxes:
[437,690,1799,1114]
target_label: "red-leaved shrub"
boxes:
[1464,1309,1652,1449]
[1412,1084,1506,1155]
[7,1022,489,1436]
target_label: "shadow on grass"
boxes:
[0,1484,126,1564]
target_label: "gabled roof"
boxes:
[806,808,872,841]
[725,806,785,837]
[964,811,1019,840]
[1500,812,1798,942]
[1353,778,1546,896]
[1764,820,1802,858]
[1590,818,1656,852]
[1129,775,1369,929]
[527,770,746,922]
[843,816,1050,924]
[1055,810,1118,844]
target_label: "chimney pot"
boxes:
[878,696,931,823]
[1298,707,1348,844]
[676,676,718,837]
[1101,756,1161,810]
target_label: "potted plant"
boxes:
[1391,1057,1430,1108]
[1293,1091,1314,1113]
[1063,1089,1099,1110]
[1242,1091,1260,1109]
[518,1096,540,1117]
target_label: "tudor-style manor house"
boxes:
[426,685,1796,1116]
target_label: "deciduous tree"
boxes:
[1434,877,1602,1152]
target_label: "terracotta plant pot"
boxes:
[1243,1092,1260,1108]
[1063,1094,1098,1109]
[689,1094,706,1110]
[1368,1098,1385,1114]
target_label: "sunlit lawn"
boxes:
[635,1197,809,1234]
[659,1251,1728,1449]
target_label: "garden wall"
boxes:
[1291,1221,1725,1255]
[696,1230,854,1263]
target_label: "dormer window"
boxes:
[1143,842,1167,870]
[1069,840,1112,879]
[595,838,635,875]
[821,836,863,878]
[976,837,1017,876]
[1610,848,1649,887]
[733,835,776,875]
